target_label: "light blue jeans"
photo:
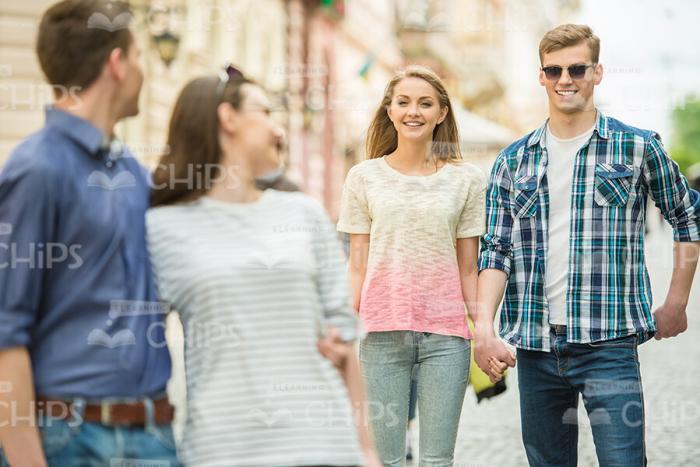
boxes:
[360,331,470,467]
[1,397,180,467]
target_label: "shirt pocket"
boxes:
[594,163,634,207]
[511,175,539,218]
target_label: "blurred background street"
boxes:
[3,0,700,208]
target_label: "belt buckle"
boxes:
[551,324,567,335]
[100,401,112,425]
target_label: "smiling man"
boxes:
[473,24,700,466]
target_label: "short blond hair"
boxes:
[539,24,600,64]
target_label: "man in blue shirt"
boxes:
[474,24,700,466]
[0,1,177,465]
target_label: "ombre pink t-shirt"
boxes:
[337,157,486,339]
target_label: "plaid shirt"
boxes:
[479,112,700,351]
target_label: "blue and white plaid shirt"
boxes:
[479,111,700,351]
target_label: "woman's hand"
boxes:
[317,327,352,369]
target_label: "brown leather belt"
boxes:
[37,396,174,427]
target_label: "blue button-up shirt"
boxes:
[0,108,170,398]
[479,112,700,351]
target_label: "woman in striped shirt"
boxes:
[146,66,380,467]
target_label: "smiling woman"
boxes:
[338,65,486,465]
[146,66,380,467]
[366,65,462,169]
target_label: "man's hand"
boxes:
[474,333,516,383]
[0,347,47,467]
[317,327,352,369]
[653,301,688,340]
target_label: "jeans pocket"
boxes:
[594,163,634,206]
[147,424,177,452]
[39,417,80,458]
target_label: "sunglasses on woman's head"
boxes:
[216,63,246,100]
[541,63,597,81]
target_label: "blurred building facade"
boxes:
[0,0,577,216]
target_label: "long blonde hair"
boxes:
[365,65,461,163]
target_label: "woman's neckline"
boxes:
[378,155,452,179]
[200,189,273,208]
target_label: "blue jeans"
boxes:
[1,398,180,467]
[360,331,469,467]
[517,327,646,467]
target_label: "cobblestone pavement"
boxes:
[449,223,700,467]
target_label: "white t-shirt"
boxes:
[545,123,595,325]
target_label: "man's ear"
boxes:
[217,102,237,134]
[538,68,546,87]
[594,63,604,85]
[106,47,127,81]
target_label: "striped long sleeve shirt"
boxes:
[479,111,700,351]
[146,190,363,466]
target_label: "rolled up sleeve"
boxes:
[642,133,700,242]
[478,152,514,276]
[0,154,55,349]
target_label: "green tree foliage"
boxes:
[670,97,700,176]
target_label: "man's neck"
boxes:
[547,107,597,139]
[53,95,118,139]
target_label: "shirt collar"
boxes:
[45,106,109,156]
[527,110,610,148]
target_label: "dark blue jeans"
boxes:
[517,328,646,467]
[1,397,180,467]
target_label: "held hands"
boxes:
[653,301,688,340]
[474,329,516,383]
[317,327,352,369]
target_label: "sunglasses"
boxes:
[541,63,597,81]
[216,63,246,100]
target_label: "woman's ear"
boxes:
[438,106,448,125]
[217,102,237,134]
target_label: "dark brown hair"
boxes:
[365,65,461,163]
[36,0,133,90]
[539,24,600,64]
[150,74,254,207]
